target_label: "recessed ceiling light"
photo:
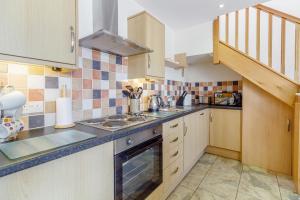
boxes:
[219,4,225,9]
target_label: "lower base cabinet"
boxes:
[0,142,114,200]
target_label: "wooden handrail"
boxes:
[256,4,300,24]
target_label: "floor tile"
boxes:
[180,162,211,191]
[277,175,300,200]
[236,165,281,200]
[198,153,217,165]
[167,185,194,200]
[191,187,227,200]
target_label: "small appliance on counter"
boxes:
[0,86,26,143]
[214,92,242,106]
[176,91,188,106]
[148,95,164,112]
[183,93,192,106]
[123,86,143,114]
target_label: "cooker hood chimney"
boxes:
[79,0,152,57]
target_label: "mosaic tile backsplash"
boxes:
[0,47,242,130]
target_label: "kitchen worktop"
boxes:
[0,104,241,177]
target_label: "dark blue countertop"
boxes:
[0,104,241,177]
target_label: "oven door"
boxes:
[114,136,163,200]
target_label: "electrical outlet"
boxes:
[23,102,44,114]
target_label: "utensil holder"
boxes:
[130,99,141,114]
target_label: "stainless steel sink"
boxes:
[0,130,96,160]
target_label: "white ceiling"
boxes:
[134,0,270,30]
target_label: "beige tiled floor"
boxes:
[167,154,300,200]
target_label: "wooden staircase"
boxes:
[213,4,300,193]
[213,4,300,107]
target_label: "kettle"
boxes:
[148,95,163,112]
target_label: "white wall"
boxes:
[184,55,241,82]
[118,0,144,38]
[174,21,213,56]
[78,0,93,39]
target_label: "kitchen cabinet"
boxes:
[183,111,209,175]
[128,11,165,79]
[209,109,241,152]
[0,0,76,68]
[162,118,184,199]
[0,142,114,200]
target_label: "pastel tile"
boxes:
[93,90,101,99]
[72,90,82,100]
[81,48,92,59]
[21,116,29,131]
[93,99,101,108]
[72,78,82,89]
[93,70,101,80]
[59,77,72,90]
[93,61,101,70]
[28,89,44,101]
[8,74,27,89]
[44,113,56,127]
[82,58,92,69]
[23,101,44,114]
[83,69,92,79]
[83,109,93,120]
[44,89,60,101]
[72,110,83,122]
[92,108,102,118]
[29,115,44,129]
[101,71,109,80]
[45,76,59,89]
[28,66,44,75]
[93,80,101,89]
[83,79,92,89]
[109,99,116,107]
[72,99,82,111]
[72,69,82,78]
[101,62,109,71]
[116,55,122,65]
[28,75,44,89]
[45,101,56,113]
[92,50,100,60]
[82,89,93,99]
[101,52,109,62]
[101,80,109,89]
[82,99,93,110]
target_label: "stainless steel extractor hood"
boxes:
[79,0,152,57]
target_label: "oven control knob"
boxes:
[153,129,158,135]
[126,138,133,146]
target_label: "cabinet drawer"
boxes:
[163,118,183,138]
[163,156,183,197]
[163,143,183,169]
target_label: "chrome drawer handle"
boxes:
[70,26,75,53]
[171,151,179,157]
[170,137,179,143]
[200,113,204,115]
[171,167,179,175]
[170,123,179,128]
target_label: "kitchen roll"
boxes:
[55,97,74,128]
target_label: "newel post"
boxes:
[294,93,300,193]
[213,17,220,64]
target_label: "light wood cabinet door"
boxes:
[210,109,241,151]
[128,11,165,79]
[198,110,210,153]
[0,142,114,200]
[0,0,76,65]
[183,112,198,174]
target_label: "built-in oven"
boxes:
[114,125,163,200]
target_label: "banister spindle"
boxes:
[226,13,229,44]
[281,18,286,74]
[245,8,249,54]
[268,13,273,68]
[235,11,239,49]
[256,9,261,61]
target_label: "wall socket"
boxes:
[23,102,44,114]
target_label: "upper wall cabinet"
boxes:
[0,0,76,68]
[128,11,165,79]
